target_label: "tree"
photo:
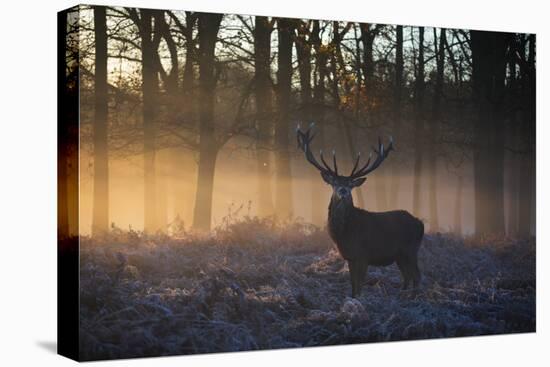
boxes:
[274,19,294,219]
[329,22,366,209]
[453,175,463,234]
[505,37,520,236]
[295,20,313,126]
[518,34,536,236]
[125,8,163,232]
[254,16,275,217]
[59,9,80,239]
[192,13,224,230]
[360,23,387,211]
[310,20,328,225]
[470,30,509,236]
[92,6,110,236]
[165,11,198,226]
[412,27,426,218]
[427,28,446,232]
[389,25,404,209]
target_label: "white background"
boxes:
[0,0,547,365]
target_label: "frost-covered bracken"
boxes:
[79,218,535,361]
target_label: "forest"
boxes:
[58,5,536,360]
[59,5,535,237]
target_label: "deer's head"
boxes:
[296,124,393,203]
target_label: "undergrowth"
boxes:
[79,217,536,361]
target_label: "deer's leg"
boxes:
[355,262,368,296]
[348,260,357,297]
[396,258,411,290]
[412,254,421,289]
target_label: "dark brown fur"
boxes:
[328,191,424,297]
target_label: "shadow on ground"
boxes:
[36,341,57,354]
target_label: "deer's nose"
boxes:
[337,188,349,197]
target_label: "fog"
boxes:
[77,144,484,235]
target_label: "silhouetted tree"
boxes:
[310,20,328,225]
[192,13,224,230]
[518,34,536,236]
[274,19,294,219]
[427,28,446,232]
[389,25,404,209]
[92,6,109,235]
[254,16,275,217]
[412,27,426,218]
[470,30,509,236]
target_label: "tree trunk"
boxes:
[296,21,313,126]
[92,6,109,236]
[182,12,197,99]
[170,148,195,227]
[59,10,79,239]
[172,12,197,227]
[310,20,327,226]
[506,56,519,236]
[389,25,403,209]
[427,28,445,232]
[274,19,294,220]
[140,10,160,233]
[349,24,366,209]
[471,30,508,237]
[360,24,387,211]
[156,150,168,232]
[330,22,365,209]
[155,11,181,231]
[254,16,275,217]
[412,27,425,218]
[192,13,223,230]
[297,21,324,224]
[518,34,536,237]
[507,130,520,236]
[518,148,534,237]
[453,175,463,235]
[192,146,218,230]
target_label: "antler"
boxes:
[297,124,338,177]
[297,124,393,180]
[349,136,394,179]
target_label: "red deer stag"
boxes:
[297,125,424,298]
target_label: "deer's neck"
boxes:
[328,194,355,239]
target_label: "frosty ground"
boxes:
[79,218,535,361]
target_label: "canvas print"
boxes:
[58,4,536,361]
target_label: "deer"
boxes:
[297,125,424,298]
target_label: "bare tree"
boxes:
[166,11,198,225]
[92,6,109,235]
[412,27,425,218]
[254,16,275,217]
[470,30,509,236]
[518,34,536,236]
[192,13,224,230]
[310,20,329,225]
[389,25,404,209]
[427,28,446,232]
[274,18,294,219]
[126,8,163,232]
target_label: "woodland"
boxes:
[59,6,536,237]
[58,6,536,360]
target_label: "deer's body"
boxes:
[296,125,424,298]
[328,194,424,296]
[328,197,423,264]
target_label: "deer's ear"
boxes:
[320,171,334,185]
[350,177,366,187]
